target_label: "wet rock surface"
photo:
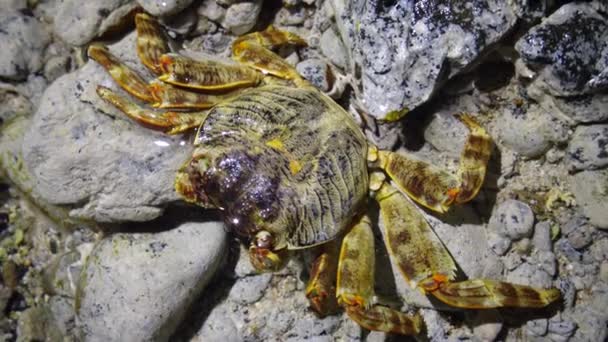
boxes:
[0,1,607,341]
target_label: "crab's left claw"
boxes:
[248,231,288,272]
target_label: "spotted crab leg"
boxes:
[336,215,423,335]
[96,86,207,134]
[375,182,561,309]
[305,240,340,316]
[370,114,492,213]
[135,13,170,75]
[232,25,308,86]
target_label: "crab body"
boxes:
[185,85,368,250]
[87,13,561,336]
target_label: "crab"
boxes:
[87,13,561,335]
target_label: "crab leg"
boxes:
[375,182,561,309]
[96,86,207,134]
[88,45,155,103]
[336,215,423,335]
[305,240,340,316]
[149,80,241,109]
[372,114,492,213]
[232,26,308,86]
[135,13,170,75]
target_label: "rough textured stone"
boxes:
[489,199,535,240]
[571,170,608,229]
[567,124,608,171]
[319,27,348,70]
[228,273,273,305]
[296,59,332,92]
[136,0,195,16]
[0,11,51,80]
[222,0,263,35]
[516,2,608,97]
[333,0,517,119]
[22,33,192,222]
[53,0,132,46]
[77,221,226,342]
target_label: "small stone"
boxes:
[507,262,552,288]
[471,310,503,341]
[136,0,194,16]
[228,273,272,305]
[0,11,50,80]
[567,124,608,171]
[197,0,226,22]
[566,225,594,250]
[161,9,198,35]
[222,0,263,35]
[589,238,608,262]
[533,221,552,251]
[296,59,332,92]
[195,306,240,342]
[504,251,525,271]
[571,170,608,229]
[423,111,469,158]
[489,199,535,240]
[276,6,308,26]
[488,231,511,256]
[600,262,608,283]
[526,318,548,337]
[496,104,552,158]
[555,239,583,263]
[547,319,577,339]
[43,56,71,83]
[319,28,348,69]
[536,250,557,276]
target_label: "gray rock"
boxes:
[515,2,608,97]
[0,83,32,124]
[532,221,552,252]
[198,0,226,23]
[507,261,552,289]
[423,111,469,158]
[43,55,71,83]
[297,59,332,92]
[570,170,608,229]
[489,200,535,240]
[471,310,503,342]
[496,104,553,158]
[547,319,577,340]
[228,273,272,305]
[567,124,608,171]
[555,238,583,263]
[195,306,241,342]
[589,238,608,262]
[550,92,608,123]
[22,33,192,223]
[535,250,557,277]
[53,0,132,46]
[222,0,263,35]
[319,27,348,70]
[333,0,517,119]
[276,6,309,27]
[136,0,195,16]
[77,221,226,341]
[0,11,51,80]
[526,318,549,337]
[488,231,511,256]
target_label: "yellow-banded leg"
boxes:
[305,241,340,316]
[336,215,423,335]
[232,25,308,86]
[371,114,492,213]
[135,13,170,74]
[96,86,207,134]
[375,182,561,310]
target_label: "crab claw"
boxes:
[248,231,287,272]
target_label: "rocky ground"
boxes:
[0,0,607,341]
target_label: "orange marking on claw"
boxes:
[159,55,173,73]
[447,188,460,201]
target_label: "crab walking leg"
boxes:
[88,45,155,103]
[149,80,241,109]
[419,277,561,309]
[157,54,263,91]
[337,215,423,335]
[376,183,561,309]
[135,13,170,75]
[452,114,492,203]
[96,86,207,134]
[375,183,457,287]
[305,240,340,316]
[372,114,492,213]
[232,26,308,86]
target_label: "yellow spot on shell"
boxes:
[266,138,285,151]
[289,160,302,175]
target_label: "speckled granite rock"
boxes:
[331,0,518,119]
[0,11,51,80]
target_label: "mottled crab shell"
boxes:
[187,85,369,249]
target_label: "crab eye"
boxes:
[254,231,273,249]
